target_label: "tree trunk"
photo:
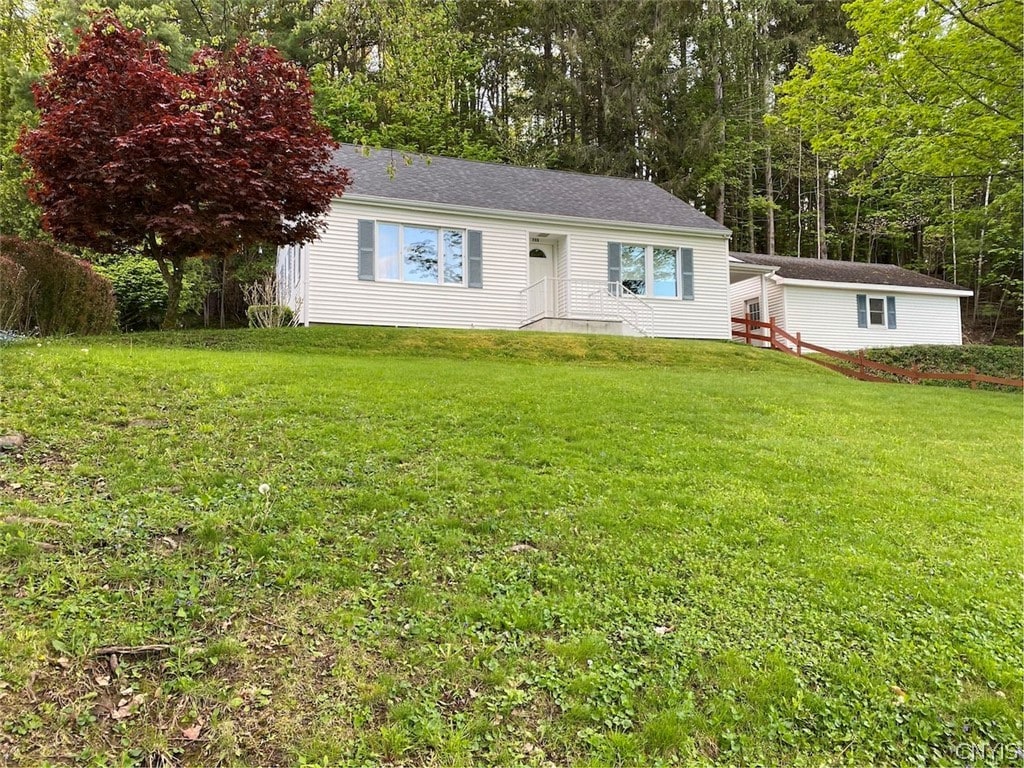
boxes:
[815,151,827,259]
[714,66,725,225]
[851,192,861,261]
[796,127,803,258]
[154,252,186,330]
[746,75,755,252]
[988,290,1004,342]
[714,0,727,225]
[764,139,775,256]
[950,177,957,284]
[220,251,231,329]
[973,174,991,323]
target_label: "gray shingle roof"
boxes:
[333,144,729,233]
[731,252,967,292]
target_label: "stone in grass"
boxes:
[126,419,167,429]
[0,433,25,450]
[508,542,538,554]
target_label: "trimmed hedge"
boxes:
[0,254,28,331]
[864,344,1022,382]
[0,236,116,335]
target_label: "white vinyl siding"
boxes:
[571,230,730,338]
[782,285,962,351]
[305,201,523,330]
[729,276,784,328]
[297,198,732,338]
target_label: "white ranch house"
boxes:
[278,145,968,348]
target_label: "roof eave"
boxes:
[728,257,777,273]
[775,275,973,297]
[338,193,733,239]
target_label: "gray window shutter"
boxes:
[681,248,694,300]
[886,295,897,328]
[607,242,621,286]
[357,219,375,281]
[856,294,867,327]
[467,230,483,288]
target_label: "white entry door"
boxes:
[528,243,556,317]
[529,243,554,285]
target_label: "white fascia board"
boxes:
[338,194,733,241]
[775,276,973,297]
[728,259,777,274]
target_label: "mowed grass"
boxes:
[0,327,1020,767]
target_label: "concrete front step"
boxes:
[520,317,625,335]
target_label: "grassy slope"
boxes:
[0,328,1020,767]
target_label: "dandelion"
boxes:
[258,483,271,495]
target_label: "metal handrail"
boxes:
[518,277,654,335]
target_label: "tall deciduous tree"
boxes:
[777,0,1022,326]
[16,13,350,327]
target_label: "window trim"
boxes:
[857,293,897,329]
[867,296,886,327]
[745,298,761,322]
[375,220,468,287]
[619,243,681,299]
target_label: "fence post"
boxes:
[911,362,919,385]
[768,318,776,349]
[970,366,977,389]
[858,350,866,378]
[796,331,802,356]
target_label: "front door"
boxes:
[528,243,555,317]
[529,243,554,285]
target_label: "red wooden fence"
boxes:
[730,316,1023,389]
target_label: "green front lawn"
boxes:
[0,327,1020,766]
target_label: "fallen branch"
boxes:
[3,515,73,528]
[92,644,172,657]
[247,614,289,632]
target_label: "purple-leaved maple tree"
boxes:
[17,13,351,328]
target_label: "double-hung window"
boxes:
[856,294,897,329]
[619,244,682,298]
[868,297,885,326]
[377,222,465,285]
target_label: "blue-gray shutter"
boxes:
[886,295,897,329]
[856,294,868,327]
[467,230,483,288]
[681,248,694,300]
[357,219,375,281]
[607,243,621,286]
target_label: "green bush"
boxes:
[0,236,115,335]
[93,255,167,330]
[864,344,1022,381]
[246,304,294,328]
[94,255,210,331]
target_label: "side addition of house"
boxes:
[728,253,972,351]
[277,144,733,338]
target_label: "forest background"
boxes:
[1,0,1019,339]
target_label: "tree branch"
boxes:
[929,0,1023,55]
[189,0,215,43]
[909,43,1015,120]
